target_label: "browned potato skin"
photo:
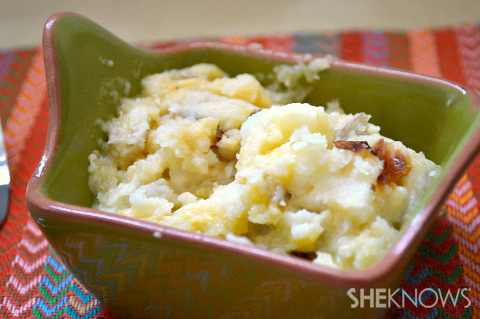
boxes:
[372,139,411,186]
[334,139,411,186]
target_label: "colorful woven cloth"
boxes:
[1,23,480,318]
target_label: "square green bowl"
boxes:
[26,13,480,318]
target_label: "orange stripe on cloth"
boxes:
[447,172,480,317]
[3,47,47,173]
[407,29,441,77]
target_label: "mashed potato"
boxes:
[88,62,439,270]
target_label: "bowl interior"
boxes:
[42,14,480,237]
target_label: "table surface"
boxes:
[2,0,480,49]
[1,3,480,319]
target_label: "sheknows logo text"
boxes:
[347,288,471,309]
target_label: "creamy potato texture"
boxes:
[88,63,439,270]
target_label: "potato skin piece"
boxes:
[334,139,411,186]
[372,139,411,185]
[333,140,372,153]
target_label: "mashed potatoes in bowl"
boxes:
[88,62,439,270]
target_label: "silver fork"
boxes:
[0,121,10,224]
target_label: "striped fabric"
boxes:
[1,23,480,318]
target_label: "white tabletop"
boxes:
[2,0,480,49]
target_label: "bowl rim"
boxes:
[26,12,480,288]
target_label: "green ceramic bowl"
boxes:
[26,13,480,318]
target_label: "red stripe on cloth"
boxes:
[340,31,363,63]
[0,50,35,131]
[435,28,466,85]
